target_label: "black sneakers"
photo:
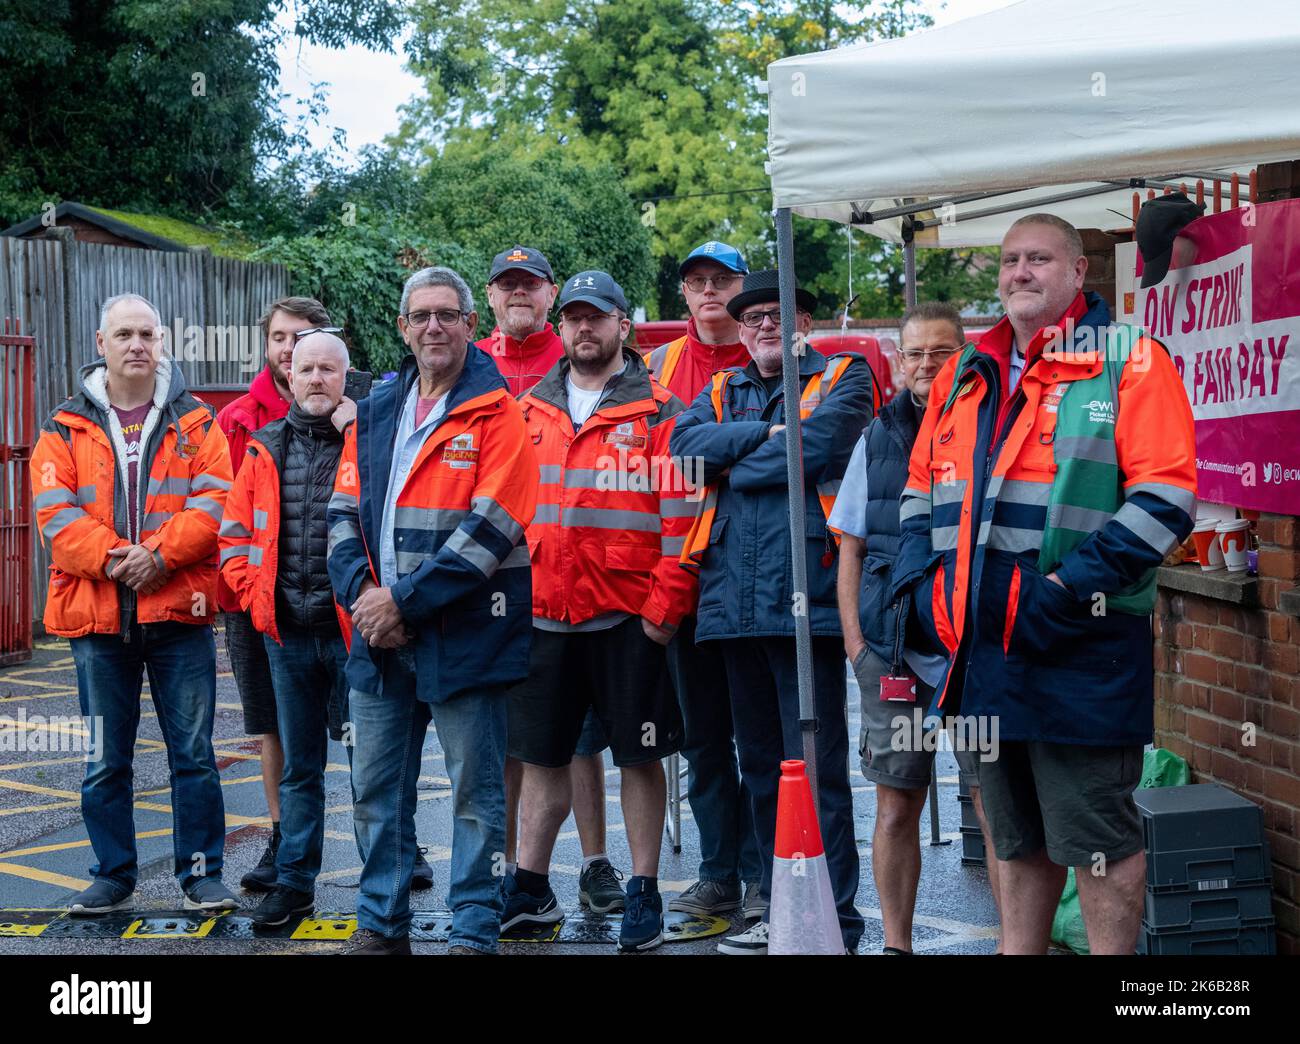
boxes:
[341,928,412,955]
[411,845,434,891]
[578,859,626,914]
[66,879,133,917]
[241,830,280,893]
[250,886,314,928]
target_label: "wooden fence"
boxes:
[0,230,289,625]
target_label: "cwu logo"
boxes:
[1082,399,1115,425]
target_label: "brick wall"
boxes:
[1154,512,1300,953]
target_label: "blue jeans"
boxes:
[668,615,762,885]
[263,626,351,893]
[718,636,865,950]
[350,651,508,952]
[69,621,225,891]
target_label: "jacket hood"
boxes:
[78,353,183,415]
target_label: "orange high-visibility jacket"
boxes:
[519,349,696,629]
[31,357,232,637]
[218,423,352,647]
[327,348,539,702]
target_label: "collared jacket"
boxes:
[326,346,539,702]
[215,367,290,611]
[32,356,232,638]
[669,351,876,641]
[643,318,751,404]
[519,348,695,628]
[475,324,565,397]
[219,404,351,644]
[893,292,1197,745]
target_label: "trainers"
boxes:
[578,859,625,914]
[241,833,279,893]
[411,845,433,891]
[618,876,664,952]
[341,928,412,955]
[66,880,133,917]
[668,879,741,916]
[501,873,564,931]
[183,876,239,911]
[717,920,768,955]
[249,886,314,928]
[740,881,767,921]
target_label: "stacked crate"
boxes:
[1134,784,1275,955]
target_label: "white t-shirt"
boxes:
[1008,342,1026,396]
[566,361,625,428]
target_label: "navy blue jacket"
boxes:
[327,346,534,702]
[670,352,875,641]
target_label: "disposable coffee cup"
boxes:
[1216,519,1250,572]
[1193,518,1224,570]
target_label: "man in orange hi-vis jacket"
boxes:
[31,292,237,918]
[327,266,538,955]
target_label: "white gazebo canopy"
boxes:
[766,0,1300,245]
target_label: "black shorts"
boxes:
[976,741,1144,867]
[222,610,278,736]
[507,616,682,768]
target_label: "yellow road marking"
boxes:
[0,778,80,800]
[0,829,172,861]
[0,861,89,890]
[0,800,80,817]
[123,912,228,939]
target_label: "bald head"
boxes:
[290,332,349,415]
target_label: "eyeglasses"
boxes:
[401,309,469,330]
[737,309,783,329]
[494,276,548,293]
[293,326,344,340]
[898,347,961,364]
[683,274,739,293]
[559,310,620,327]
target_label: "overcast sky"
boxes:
[274,0,1022,161]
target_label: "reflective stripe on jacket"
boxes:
[31,356,232,637]
[520,348,695,628]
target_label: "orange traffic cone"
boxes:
[768,759,843,954]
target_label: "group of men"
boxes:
[32,211,1197,955]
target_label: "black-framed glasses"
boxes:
[737,308,783,329]
[683,274,739,293]
[293,326,344,340]
[401,309,469,330]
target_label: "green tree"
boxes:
[397,0,934,319]
[0,0,403,226]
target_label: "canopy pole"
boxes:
[774,206,819,808]
[903,215,917,308]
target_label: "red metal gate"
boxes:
[1,318,35,665]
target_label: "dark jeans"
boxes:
[69,621,226,891]
[263,626,352,893]
[717,635,864,949]
[667,615,762,886]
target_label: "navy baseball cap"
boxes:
[558,271,629,314]
[679,241,749,279]
[488,246,555,284]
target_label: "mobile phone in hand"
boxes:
[344,369,373,401]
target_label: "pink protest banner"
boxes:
[1116,198,1300,514]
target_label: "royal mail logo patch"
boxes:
[506,249,529,262]
[601,422,646,449]
[442,432,479,469]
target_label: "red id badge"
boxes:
[880,674,918,702]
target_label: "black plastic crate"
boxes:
[960,824,984,866]
[1144,882,1275,929]
[1135,784,1269,890]
[1138,917,1275,956]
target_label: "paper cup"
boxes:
[1216,519,1250,572]
[1193,518,1225,570]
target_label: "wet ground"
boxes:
[0,628,1000,955]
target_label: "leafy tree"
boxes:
[0,0,403,226]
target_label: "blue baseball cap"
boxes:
[557,270,629,314]
[679,241,749,279]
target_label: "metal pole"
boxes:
[774,206,819,809]
[903,215,917,309]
